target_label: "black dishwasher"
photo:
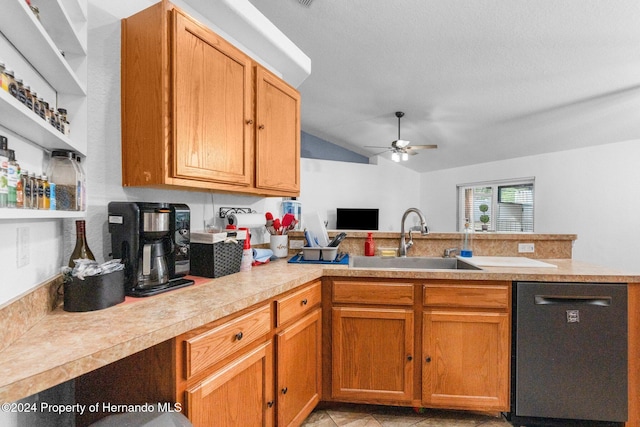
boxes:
[509,281,627,427]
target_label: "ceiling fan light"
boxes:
[391,152,400,162]
[401,152,409,161]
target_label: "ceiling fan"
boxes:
[366,111,438,162]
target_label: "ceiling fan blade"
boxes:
[364,145,393,149]
[406,144,438,150]
[370,148,392,156]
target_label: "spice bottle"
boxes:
[16,170,25,208]
[365,232,375,256]
[7,150,19,208]
[0,62,8,92]
[39,174,50,210]
[68,220,96,268]
[16,78,26,104]
[35,175,43,209]
[28,172,37,209]
[5,69,17,98]
[58,108,70,136]
[0,136,8,208]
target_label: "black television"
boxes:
[336,208,379,230]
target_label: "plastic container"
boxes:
[301,247,337,262]
[460,221,473,257]
[46,150,79,211]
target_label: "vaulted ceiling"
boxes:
[246,0,640,172]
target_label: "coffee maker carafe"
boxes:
[108,202,194,296]
[137,208,170,288]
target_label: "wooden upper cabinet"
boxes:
[255,66,301,195]
[121,1,300,196]
[172,10,252,186]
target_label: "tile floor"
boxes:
[301,404,512,427]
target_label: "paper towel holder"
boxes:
[219,207,254,219]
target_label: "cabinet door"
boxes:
[186,341,274,427]
[332,307,414,403]
[255,66,300,194]
[422,311,509,411]
[276,308,322,427]
[172,10,253,186]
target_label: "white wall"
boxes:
[299,157,422,231]
[421,139,640,273]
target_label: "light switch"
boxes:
[518,243,535,253]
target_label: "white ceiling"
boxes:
[244,0,640,172]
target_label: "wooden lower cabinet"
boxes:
[186,341,274,427]
[276,308,322,427]
[331,306,414,403]
[422,310,509,410]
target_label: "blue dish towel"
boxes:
[253,248,273,263]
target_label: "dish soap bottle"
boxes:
[239,228,253,271]
[365,232,375,257]
[460,221,473,257]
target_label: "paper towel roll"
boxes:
[228,213,266,228]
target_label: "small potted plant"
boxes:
[479,204,490,231]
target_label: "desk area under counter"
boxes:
[0,256,638,426]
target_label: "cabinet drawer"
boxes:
[333,280,414,306]
[185,304,271,379]
[423,284,509,309]
[276,280,321,327]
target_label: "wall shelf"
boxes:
[0,209,85,220]
[0,90,78,153]
[0,0,86,95]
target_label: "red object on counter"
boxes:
[365,232,375,256]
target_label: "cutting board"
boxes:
[461,256,557,268]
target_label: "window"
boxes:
[457,178,534,232]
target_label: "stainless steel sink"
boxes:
[349,256,482,270]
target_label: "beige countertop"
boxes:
[0,258,637,403]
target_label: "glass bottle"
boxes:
[68,220,96,268]
[74,154,85,211]
[0,62,8,92]
[39,174,50,210]
[35,175,43,209]
[58,108,70,136]
[7,149,19,208]
[0,136,8,208]
[28,172,37,209]
[16,170,24,208]
[5,69,17,98]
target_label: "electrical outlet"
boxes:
[17,227,30,267]
[518,243,535,253]
[289,239,305,250]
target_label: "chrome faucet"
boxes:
[398,208,429,257]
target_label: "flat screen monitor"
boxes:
[336,208,379,230]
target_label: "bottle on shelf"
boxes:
[16,170,24,208]
[365,232,375,257]
[74,154,85,211]
[35,175,43,209]
[0,136,8,208]
[68,220,96,268]
[47,150,79,211]
[7,149,19,208]
[28,172,37,209]
[39,174,50,210]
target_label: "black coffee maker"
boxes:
[108,202,194,296]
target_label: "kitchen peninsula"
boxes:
[0,234,638,426]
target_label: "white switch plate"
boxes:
[17,227,30,267]
[518,243,535,253]
[289,239,305,250]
